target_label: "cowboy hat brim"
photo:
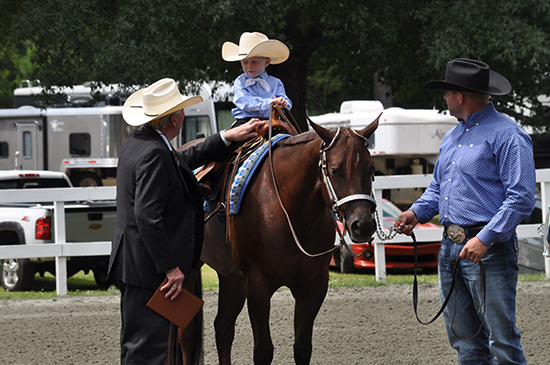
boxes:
[222,39,289,64]
[424,66,511,96]
[123,91,203,127]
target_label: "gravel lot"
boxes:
[1,281,549,364]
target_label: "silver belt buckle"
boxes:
[447,224,466,243]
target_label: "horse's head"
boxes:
[309,114,380,243]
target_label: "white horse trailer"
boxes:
[0,83,222,186]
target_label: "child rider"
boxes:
[222,32,292,128]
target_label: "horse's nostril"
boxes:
[351,219,375,238]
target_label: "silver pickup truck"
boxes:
[0,170,116,291]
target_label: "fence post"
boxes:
[373,188,386,282]
[546,206,550,279]
[54,201,68,295]
[539,179,550,279]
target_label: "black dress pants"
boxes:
[117,280,171,365]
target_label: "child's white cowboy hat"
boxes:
[123,78,203,126]
[222,32,289,64]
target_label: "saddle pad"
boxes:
[229,134,291,215]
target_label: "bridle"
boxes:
[319,127,377,221]
[267,108,377,258]
[318,126,379,258]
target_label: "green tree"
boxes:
[10,0,403,130]
[0,0,30,108]
[413,0,550,132]
[7,0,550,132]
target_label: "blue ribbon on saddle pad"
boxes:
[229,134,291,215]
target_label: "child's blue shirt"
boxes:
[232,71,292,119]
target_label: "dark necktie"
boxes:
[171,148,180,167]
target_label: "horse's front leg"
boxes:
[246,277,277,365]
[215,270,247,365]
[291,273,329,365]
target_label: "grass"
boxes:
[1,265,547,300]
[0,271,120,300]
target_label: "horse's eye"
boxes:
[330,167,340,176]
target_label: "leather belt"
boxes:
[444,223,487,243]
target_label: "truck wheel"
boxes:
[72,172,103,187]
[1,258,35,291]
[93,265,115,289]
[339,246,357,274]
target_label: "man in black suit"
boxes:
[108,78,263,364]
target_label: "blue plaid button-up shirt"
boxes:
[411,103,536,248]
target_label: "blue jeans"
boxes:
[438,234,526,365]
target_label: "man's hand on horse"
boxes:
[226,119,265,142]
[394,210,418,236]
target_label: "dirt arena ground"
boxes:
[1,281,549,365]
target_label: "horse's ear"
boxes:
[358,113,381,139]
[308,117,336,144]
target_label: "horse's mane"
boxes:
[276,130,318,148]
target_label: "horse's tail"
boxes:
[164,270,204,365]
[190,271,204,364]
[166,323,183,364]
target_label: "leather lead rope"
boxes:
[412,232,486,339]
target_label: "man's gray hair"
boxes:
[148,109,183,130]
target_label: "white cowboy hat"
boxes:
[222,32,289,64]
[122,78,203,126]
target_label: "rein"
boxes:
[267,108,337,257]
[267,108,376,258]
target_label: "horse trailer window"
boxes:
[23,131,32,158]
[216,109,235,131]
[182,116,212,143]
[69,133,91,156]
[0,142,8,158]
[368,134,375,149]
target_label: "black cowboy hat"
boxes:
[424,58,511,96]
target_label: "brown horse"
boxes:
[174,116,380,364]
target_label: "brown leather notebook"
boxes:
[146,279,204,330]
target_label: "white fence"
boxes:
[371,168,550,281]
[0,187,114,295]
[1,169,549,295]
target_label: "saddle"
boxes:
[188,107,300,276]
[195,107,299,204]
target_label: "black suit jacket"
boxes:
[108,126,228,290]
